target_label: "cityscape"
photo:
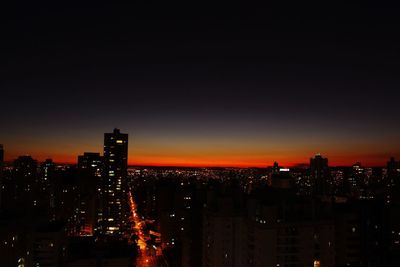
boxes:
[2,2,400,267]
[1,130,400,266]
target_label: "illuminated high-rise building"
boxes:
[310,154,329,196]
[100,128,128,237]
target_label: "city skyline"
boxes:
[1,134,399,167]
[2,128,400,267]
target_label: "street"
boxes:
[128,191,169,267]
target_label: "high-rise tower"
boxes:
[310,154,329,196]
[100,128,128,237]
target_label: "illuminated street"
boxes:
[128,191,168,267]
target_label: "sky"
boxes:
[1,2,400,167]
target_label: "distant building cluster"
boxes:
[1,135,400,267]
[128,155,400,267]
[0,129,136,267]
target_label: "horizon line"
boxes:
[1,160,388,169]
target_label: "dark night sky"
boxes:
[2,2,400,166]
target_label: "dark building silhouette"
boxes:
[202,184,334,267]
[100,128,128,237]
[387,157,400,202]
[77,152,103,177]
[310,154,330,196]
[77,152,103,236]
[12,155,39,211]
[271,167,293,189]
[41,159,55,184]
[387,157,400,185]
[272,161,280,174]
[29,222,67,267]
[40,159,56,220]
[387,157,400,175]
[67,236,136,266]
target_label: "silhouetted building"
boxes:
[202,196,247,267]
[387,157,400,176]
[387,157,400,185]
[40,159,56,220]
[0,215,31,267]
[77,152,103,177]
[271,168,293,189]
[29,222,67,267]
[272,161,280,174]
[12,156,39,211]
[310,154,330,196]
[67,237,135,267]
[77,152,103,236]
[41,159,55,184]
[99,128,128,237]
[202,192,335,267]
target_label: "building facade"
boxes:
[99,129,128,237]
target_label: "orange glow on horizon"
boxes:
[4,152,395,167]
[3,128,399,168]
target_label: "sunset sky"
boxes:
[2,2,400,167]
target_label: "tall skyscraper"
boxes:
[310,154,329,196]
[100,128,128,237]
